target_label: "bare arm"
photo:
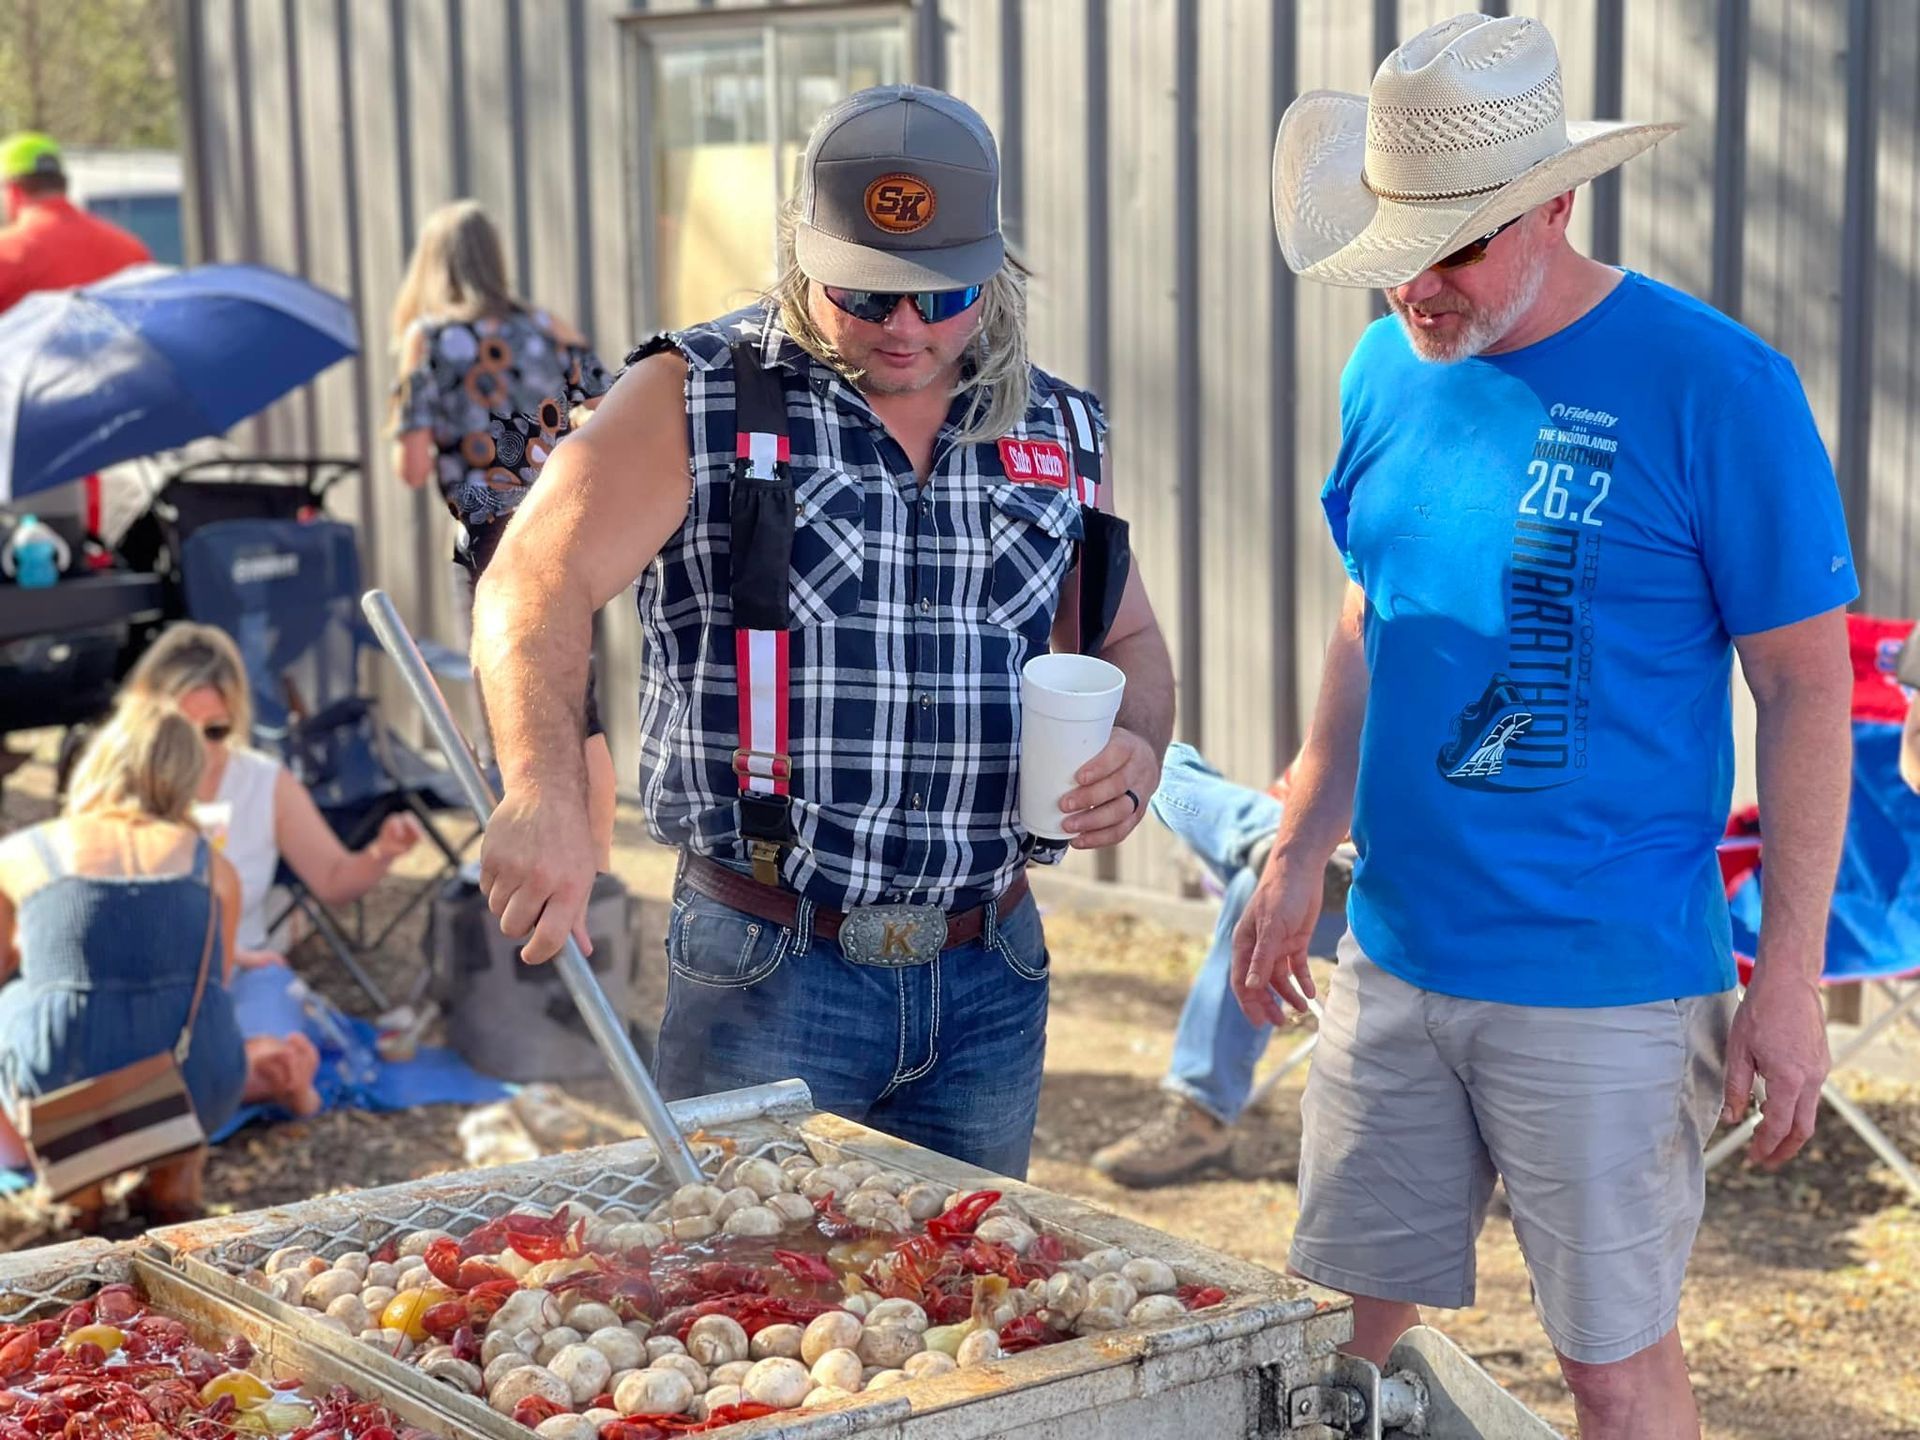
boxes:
[392,430,433,490]
[1232,581,1370,1023]
[211,854,242,984]
[273,769,416,906]
[473,352,695,961]
[1721,606,1852,1166]
[1902,692,1920,794]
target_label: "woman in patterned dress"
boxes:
[389,200,617,866]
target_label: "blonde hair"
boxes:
[125,623,253,746]
[390,199,522,342]
[65,699,207,824]
[769,201,1033,445]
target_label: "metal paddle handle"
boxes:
[360,589,703,1187]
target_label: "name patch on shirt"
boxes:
[997,438,1072,488]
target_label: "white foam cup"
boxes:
[1018,653,1127,840]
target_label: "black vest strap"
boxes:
[1053,389,1132,657]
[727,340,798,883]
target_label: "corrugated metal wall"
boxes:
[177,0,1913,901]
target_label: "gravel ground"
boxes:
[2,746,1917,1438]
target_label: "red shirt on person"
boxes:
[0,196,151,315]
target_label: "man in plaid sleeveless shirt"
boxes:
[472,87,1173,1177]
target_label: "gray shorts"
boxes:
[1290,935,1735,1366]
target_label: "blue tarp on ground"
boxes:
[212,963,507,1142]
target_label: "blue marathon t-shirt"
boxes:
[1324,271,1858,1007]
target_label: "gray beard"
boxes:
[1393,243,1550,363]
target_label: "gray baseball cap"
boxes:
[794,85,1004,292]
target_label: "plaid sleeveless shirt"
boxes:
[627,305,1107,912]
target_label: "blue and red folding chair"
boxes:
[1709,613,1920,1197]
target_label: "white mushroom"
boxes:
[268,1273,305,1307]
[1128,1295,1188,1325]
[421,1356,483,1395]
[1120,1258,1177,1297]
[582,1409,619,1427]
[699,1385,743,1415]
[708,1361,754,1388]
[837,1161,879,1185]
[857,1322,923,1369]
[865,1369,909,1390]
[649,1354,707,1393]
[807,1348,863,1393]
[488,1290,561,1337]
[265,1247,317,1276]
[644,1335,687,1363]
[1082,1248,1131,1276]
[1043,1272,1089,1327]
[801,1312,862,1366]
[536,1327,584,1366]
[325,1295,372,1334]
[584,1326,643,1373]
[606,1223,666,1254]
[903,1351,956,1380]
[394,1268,431,1294]
[497,1250,535,1281]
[359,1286,396,1316]
[780,1153,814,1174]
[311,1315,353,1337]
[731,1157,790,1199]
[399,1229,452,1259]
[624,1321,653,1342]
[707,1187,755,1224]
[488,1365,570,1416]
[668,1183,725,1219]
[482,1327,541,1366]
[765,1194,815,1226]
[1086,1274,1139,1317]
[548,1344,613,1405]
[804,1386,854,1406]
[416,1345,456,1367]
[741,1357,810,1410]
[798,1167,851,1201]
[334,1252,372,1278]
[364,1262,401,1290]
[684,1316,750,1369]
[720,1206,783,1239]
[900,1185,947,1222]
[483,1352,536,1390]
[956,1330,1003,1367]
[838,1292,872,1319]
[614,1368,693,1417]
[974,1217,1037,1256]
[535,1417,598,1440]
[357,1328,389,1349]
[863,1299,929,1333]
[669,1216,717,1243]
[377,1329,416,1359]
[748,1324,804,1361]
[560,1300,622,1334]
[1075,1304,1128,1333]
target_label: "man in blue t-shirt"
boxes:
[1242,15,1856,1440]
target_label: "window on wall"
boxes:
[631,7,911,330]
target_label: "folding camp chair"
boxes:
[179,515,474,1010]
[1707,613,1920,1199]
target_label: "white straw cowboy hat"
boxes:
[1273,13,1679,288]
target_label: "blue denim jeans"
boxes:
[654,876,1051,1179]
[1150,742,1286,1124]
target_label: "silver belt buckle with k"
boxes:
[839,903,947,967]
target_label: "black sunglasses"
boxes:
[1432,214,1523,272]
[201,723,233,743]
[822,284,984,325]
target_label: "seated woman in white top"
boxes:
[124,624,422,1116]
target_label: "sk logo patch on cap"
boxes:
[864,173,937,234]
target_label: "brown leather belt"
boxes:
[679,852,1029,950]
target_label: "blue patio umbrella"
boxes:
[0,262,358,502]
